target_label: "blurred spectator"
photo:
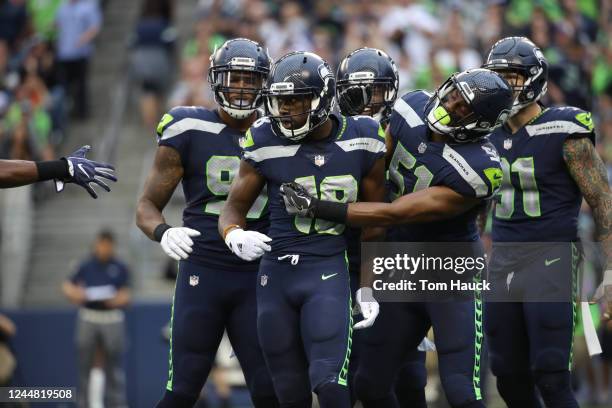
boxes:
[130,0,176,129]
[27,0,63,41]
[167,56,213,109]
[2,75,54,160]
[0,313,16,387]
[0,0,29,52]
[55,0,102,120]
[431,8,483,81]
[62,230,131,408]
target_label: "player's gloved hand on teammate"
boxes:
[338,84,371,116]
[225,228,272,261]
[55,145,117,198]
[354,287,380,330]
[161,227,202,261]
[280,182,317,217]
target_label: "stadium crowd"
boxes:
[0,0,103,166]
[163,0,611,167]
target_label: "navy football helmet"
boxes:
[208,38,272,119]
[336,47,399,124]
[264,51,335,141]
[425,68,513,143]
[482,36,548,116]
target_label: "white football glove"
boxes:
[225,228,272,261]
[354,287,380,330]
[160,227,201,261]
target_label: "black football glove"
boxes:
[280,182,318,217]
[337,85,372,116]
[56,145,117,199]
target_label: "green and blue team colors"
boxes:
[488,106,595,242]
[242,112,386,257]
[156,106,269,271]
[387,90,503,242]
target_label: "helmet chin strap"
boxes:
[507,67,546,118]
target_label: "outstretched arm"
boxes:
[347,186,480,227]
[282,182,480,228]
[0,145,116,197]
[0,160,43,188]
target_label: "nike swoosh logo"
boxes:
[545,258,561,266]
[321,273,338,281]
[78,163,90,178]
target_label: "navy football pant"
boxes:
[485,243,579,408]
[347,270,427,408]
[394,351,428,408]
[355,299,484,408]
[257,254,352,408]
[157,261,277,407]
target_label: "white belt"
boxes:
[79,308,125,324]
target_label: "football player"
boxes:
[336,47,428,408]
[481,36,611,408]
[218,51,387,408]
[0,145,116,198]
[135,38,279,408]
[280,68,514,408]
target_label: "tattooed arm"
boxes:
[563,137,612,315]
[563,137,612,267]
[135,146,184,240]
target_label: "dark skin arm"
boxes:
[0,160,44,188]
[359,157,387,288]
[135,146,184,240]
[345,185,481,228]
[218,160,266,236]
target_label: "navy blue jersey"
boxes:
[156,106,269,271]
[243,113,386,257]
[387,91,503,242]
[488,107,595,242]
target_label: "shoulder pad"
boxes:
[156,107,224,140]
[526,107,594,137]
[391,91,429,129]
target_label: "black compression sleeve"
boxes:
[35,159,69,181]
[314,200,348,224]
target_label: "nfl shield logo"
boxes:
[418,142,427,154]
[314,154,325,167]
[260,274,268,287]
[189,275,199,287]
[238,137,247,148]
[503,138,512,150]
